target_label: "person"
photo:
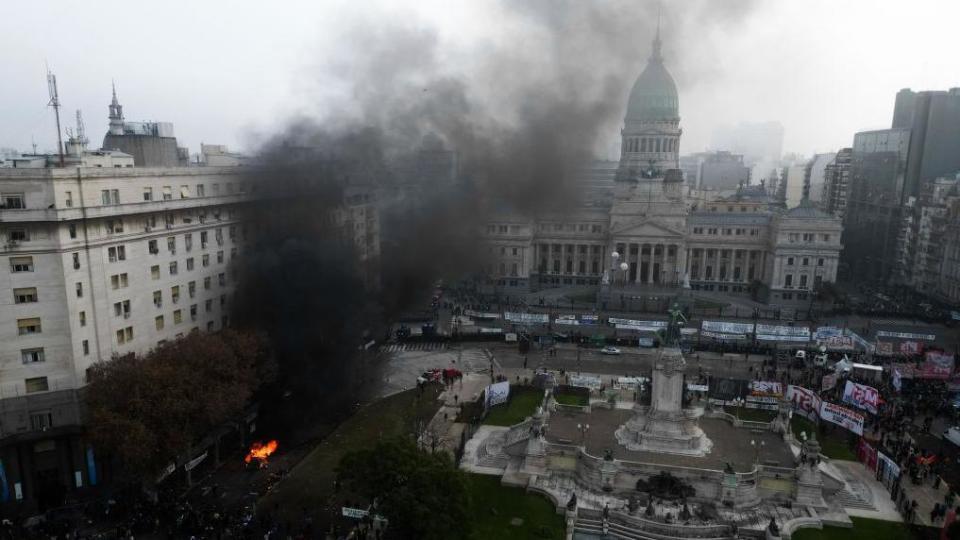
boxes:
[942,506,959,540]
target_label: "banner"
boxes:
[504,312,549,324]
[708,378,749,402]
[857,438,878,473]
[464,309,500,319]
[687,384,709,392]
[610,318,667,332]
[819,401,864,435]
[814,326,844,340]
[821,373,838,392]
[898,341,921,355]
[892,368,902,392]
[820,336,855,350]
[876,330,935,341]
[569,375,602,390]
[701,330,747,341]
[616,377,648,388]
[485,381,511,408]
[554,318,580,326]
[702,321,754,334]
[750,381,784,397]
[755,324,811,342]
[786,385,822,421]
[842,381,880,415]
[922,351,955,379]
[877,452,900,487]
[580,315,599,325]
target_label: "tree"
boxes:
[336,438,472,540]
[84,329,273,479]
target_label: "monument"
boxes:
[615,305,713,456]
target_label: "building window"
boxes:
[186,257,194,271]
[188,281,196,298]
[106,219,124,234]
[143,187,154,201]
[14,287,37,303]
[162,186,172,200]
[205,299,213,312]
[151,265,160,280]
[155,315,164,330]
[65,191,73,207]
[204,276,211,290]
[218,273,226,286]
[25,377,49,393]
[171,285,180,303]
[190,304,198,321]
[153,290,163,307]
[79,311,86,326]
[8,229,28,242]
[107,245,126,262]
[786,257,794,266]
[784,274,793,288]
[217,251,224,264]
[10,256,34,272]
[82,339,89,355]
[822,234,831,242]
[116,326,133,344]
[72,252,81,269]
[76,282,83,298]
[29,411,53,431]
[197,184,205,197]
[111,273,129,289]
[184,233,193,251]
[22,348,45,364]
[148,239,159,254]
[802,258,809,266]
[817,258,824,267]
[173,309,183,324]
[167,236,176,254]
[113,299,131,318]
[202,254,210,267]
[799,275,808,289]
[69,224,77,239]
[169,261,178,275]
[200,231,208,248]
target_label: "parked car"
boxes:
[600,346,622,355]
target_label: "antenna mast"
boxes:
[76,109,88,148]
[47,69,65,167]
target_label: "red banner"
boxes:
[922,351,955,379]
[857,438,878,472]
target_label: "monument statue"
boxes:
[615,305,712,456]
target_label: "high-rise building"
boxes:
[697,151,750,191]
[822,148,852,219]
[893,88,960,198]
[803,153,835,204]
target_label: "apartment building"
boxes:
[0,165,249,511]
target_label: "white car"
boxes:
[600,346,621,355]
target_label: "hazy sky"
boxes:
[1,0,957,159]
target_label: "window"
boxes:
[148,239,159,254]
[171,285,180,303]
[107,245,126,262]
[169,261,178,275]
[188,280,196,298]
[100,189,120,205]
[784,274,793,288]
[186,257,194,271]
[153,290,163,307]
[190,304,198,321]
[184,233,193,251]
[202,254,210,267]
[116,326,133,344]
[230,247,237,260]
[207,321,215,332]
[101,190,111,205]
[155,315,165,330]
[802,258,809,266]
[822,234,831,242]
[817,258,825,267]
[204,276,211,290]
[167,236,176,254]
[162,186,172,200]
[79,311,86,327]
[216,228,224,246]
[151,265,161,280]
[76,282,83,298]
[220,294,227,307]
[10,256,33,272]
[113,300,131,318]
[82,340,89,355]
[14,287,37,303]
[196,184,205,197]
[69,224,77,239]
[173,309,183,324]
[18,318,41,335]
[111,273,129,289]
[25,377,49,393]
[799,274,808,289]
[72,252,81,270]
[217,251,224,264]
[200,231,208,248]
[786,257,794,266]
[22,348,45,364]
[9,229,28,242]
[205,298,213,312]
[143,187,154,201]
[65,191,73,207]
[29,411,53,431]
[180,185,190,199]
[212,183,221,195]
[106,219,124,234]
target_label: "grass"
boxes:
[483,387,544,426]
[564,291,597,304]
[790,416,857,461]
[261,384,444,523]
[554,393,589,407]
[792,517,916,540]
[467,474,564,540]
[693,298,729,310]
[724,406,777,423]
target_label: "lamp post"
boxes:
[751,439,766,465]
[732,397,745,420]
[577,423,590,446]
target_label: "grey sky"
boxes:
[1,0,956,159]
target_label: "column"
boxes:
[647,243,655,284]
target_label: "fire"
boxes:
[245,440,278,465]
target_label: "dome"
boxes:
[625,37,679,122]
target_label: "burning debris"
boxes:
[245,440,279,467]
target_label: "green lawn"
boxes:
[261,385,443,523]
[790,416,857,461]
[555,393,589,407]
[467,474,564,540]
[693,298,729,310]
[724,406,777,423]
[483,387,544,426]
[792,517,916,540]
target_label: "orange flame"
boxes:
[244,440,278,464]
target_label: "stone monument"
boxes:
[616,305,713,456]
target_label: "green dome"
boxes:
[626,38,679,122]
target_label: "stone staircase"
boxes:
[833,485,876,511]
[574,515,736,540]
[475,432,509,469]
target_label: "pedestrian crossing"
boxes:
[379,342,448,353]
[459,348,491,372]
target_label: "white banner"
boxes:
[702,321,754,334]
[569,375,602,390]
[609,318,667,329]
[687,384,709,392]
[750,380,783,397]
[892,368,902,392]
[554,318,580,326]
[786,385,822,421]
[842,380,880,415]
[756,324,811,339]
[616,376,648,388]
[485,381,510,408]
[504,312,549,324]
[702,331,747,341]
[876,330,935,341]
[820,401,864,435]
[464,309,501,319]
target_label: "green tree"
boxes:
[84,329,273,479]
[336,438,472,540]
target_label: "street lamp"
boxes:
[751,439,766,464]
[732,397,745,420]
[619,262,629,285]
[577,423,590,445]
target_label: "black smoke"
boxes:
[231,0,759,427]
